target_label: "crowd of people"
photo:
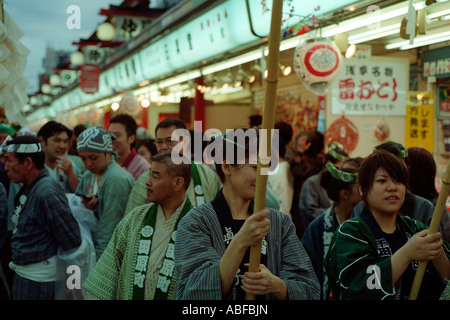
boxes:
[0,114,448,301]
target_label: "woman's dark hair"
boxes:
[212,128,259,183]
[374,141,409,167]
[295,130,324,156]
[136,138,157,157]
[320,165,358,203]
[407,147,438,201]
[358,150,409,206]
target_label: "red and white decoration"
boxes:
[293,36,343,96]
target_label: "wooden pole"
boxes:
[409,159,450,300]
[245,0,283,300]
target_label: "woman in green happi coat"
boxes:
[325,150,450,300]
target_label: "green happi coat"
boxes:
[324,212,450,300]
[83,199,189,300]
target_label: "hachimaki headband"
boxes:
[328,141,348,162]
[0,135,43,154]
[373,142,408,159]
[209,131,247,149]
[326,162,358,184]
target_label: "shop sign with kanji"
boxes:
[437,85,450,120]
[405,91,434,152]
[331,58,408,116]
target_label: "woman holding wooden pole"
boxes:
[173,129,320,300]
[324,150,450,300]
[246,0,284,300]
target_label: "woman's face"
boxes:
[137,145,152,164]
[225,154,258,200]
[364,167,406,217]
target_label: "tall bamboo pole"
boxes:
[246,0,283,300]
[409,160,450,300]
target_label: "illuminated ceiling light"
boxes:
[386,29,450,49]
[322,1,426,38]
[427,8,450,19]
[334,33,356,60]
[248,74,256,83]
[348,23,401,44]
[111,102,120,111]
[202,51,262,75]
[158,70,201,88]
[345,44,357,59]
[278,2,426,52]
[399,33,450,49]
[141,99,150,108]
[279,64,292,76]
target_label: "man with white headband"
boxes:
[1,135,81,300]
[76,126,135,259]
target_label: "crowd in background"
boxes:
[0,113,448,301]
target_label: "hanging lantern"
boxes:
[97,22,116,41]
[41,83,52,94]
[70,51,84,66]
[49,74,61,86]
[120,92,139,115]
[293,36,343,96]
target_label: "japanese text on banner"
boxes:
[405,91,434,152]
[331,58,408,116]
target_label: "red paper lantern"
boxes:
[293,36,343,96]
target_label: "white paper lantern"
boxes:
[49,74,61,86]
[41,83,52,94]
[70,51,84,66]
[97,22,116,41]
[293,36,343,96]
[120,92,139,115]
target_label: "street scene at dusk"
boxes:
[0,0,449,312]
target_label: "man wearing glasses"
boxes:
[124,118,222,216]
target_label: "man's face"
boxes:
[4,152,28,184]
[42,132,70,161]
[79,151,111,175]
[145,161,176,204]
[108,122,134,157]
[155,125,179,154]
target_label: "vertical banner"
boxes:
[405,91,434,152]
[80,64,100,94]
[437,85,450,119]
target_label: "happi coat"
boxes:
[301,205,338,300]
[83,199,189,300]
[324,208,450,300]
[76,158,134,258]
[174,190,320,300]
[10,170,81,266]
